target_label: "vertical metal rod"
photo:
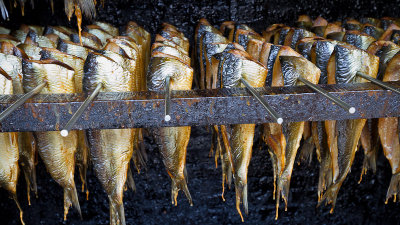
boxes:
[356,71,400,95]
[164,76,171,121]
[297,76,355,114]
[60,82,102,137]
[0,82,47,122]
[240,78,283,124]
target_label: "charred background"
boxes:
[1,0,400,224]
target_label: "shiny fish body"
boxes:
[378,53,400,202]
[0,70,24,224]
[219,49,267,221]
[57,38,92,60]
[39,47,89,194]
[84,52,134,225]
[343,30,376,50]
[22,59,81,220]
[319,44,379,212]
[148,56,193,206]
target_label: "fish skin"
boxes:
[85,25,113,46]
[319,44,379,212]
[198,31,228,89]
[148,56,193,206]
[70,31,102,49]
[219,49,267,221]
[343,30,376,50]
[152,45,190,66]
[22,59,81,220]
[84,52,134,225]
[17,43,41,60]
[363,24,384,40]
[57,38,92,59]
[284,28,315,49]
[378,53,400,202]
[94,21,119,36]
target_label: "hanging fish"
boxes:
[84,52,134,225]
[0,68,24,224]
[318,44,379,212]
[148,54,193,207]
[22,59,81,220]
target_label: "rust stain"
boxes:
[142,101,147,108]
[55,123,60,131]
[186,98,200,107]
[247,100,250,106]
[176,114,181,122]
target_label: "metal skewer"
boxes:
[60,82,102,137]
[297,76,356,114]
[164,76,171,122]
[240,78,283,124]
[0,82,47,122]
[356,72,400,95]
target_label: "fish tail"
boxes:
[317,181,342,213]
[109,196,126,225]
[385,173,400,203]
[171,177,193,206]
[12,194,25,225]
[63,185,82,220]
[268,150,277,200]
[24,166,38,205]
[298,137,314,165]
[234,179,248,222]
[358,152,377,184]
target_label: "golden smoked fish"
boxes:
[148,55,193,206]
[378,53,400,202]
[22,59,81,220]
[273,53,320,219]
[0,53,38,203]
[319,44,379,212]
[39,47,90,196]
[84,52,134,225]
[218,49,267,221]
[0,68,24,224]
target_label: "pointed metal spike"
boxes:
[356,71,400,95]
[297,76,355,114]
[240,78,283,124]
[60,82,102,136]
[164,76,171,122]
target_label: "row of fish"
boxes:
[0,20,150,225]
[1,15,400,224]
[195,15,400,221]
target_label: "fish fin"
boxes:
[275,175,290,219]
[385,173,400,203]
[77,0,96,19]
[298,137,314,165]
[109,196,126,225]
[171,177,193,206]
[0,0,9,20]
[317,181,343,213]
[126,165,136,192]
[358,149,377,183]
[234,180,246,222]
[64,185,82,220]
[266,149,278,200]
[12,194,25,225]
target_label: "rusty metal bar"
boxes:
[0,81,399,132]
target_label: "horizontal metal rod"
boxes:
[240,78,283,124]
[0,82,47,122]
[356,72,400,95]
[0,81,398,132]
[61,83,102,137]
[297,76,355,114]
